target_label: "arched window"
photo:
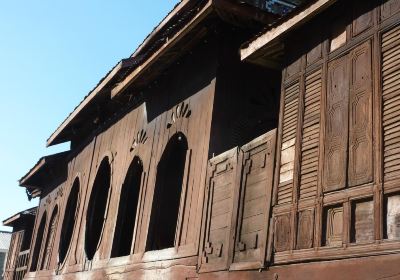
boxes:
[111,156,143,257]
[40,206,59,270]
[59,178,80,264]
[85,157,111,260]
[146,132,188,251]
[30,212,47,271]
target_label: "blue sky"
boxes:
[0,0,179,231]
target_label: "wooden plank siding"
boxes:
[272,0,400,266]
[11,1,400,279]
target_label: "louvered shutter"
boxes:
[299,69,322,200]
[382,26,400,180]
[278,82,300,204]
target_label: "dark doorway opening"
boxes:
[85,157,111,260]
[146,132,188,251]
[111,156,143,257]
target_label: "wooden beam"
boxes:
[110,1,214,99]
[240,0,337,61]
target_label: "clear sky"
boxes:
[0,0,179,231]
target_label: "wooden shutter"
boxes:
[299,69,322,200]
[323,55,349,192]
[231,130,276,270]
[348,41,373,186]
[199,148,239,273]
[382,26,400,180]
[278,82,300,204]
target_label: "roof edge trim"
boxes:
[240,0,336,61]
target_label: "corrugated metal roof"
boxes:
[0,231,11,251]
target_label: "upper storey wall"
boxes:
[26,38,218,278]
[273,0,400,265]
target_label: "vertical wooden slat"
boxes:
[299,69,322,200]
[382,26,400,180]
[278,82,300,204]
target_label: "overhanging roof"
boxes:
[240,0,336,64]
[3,207,37,228]
[19,151,69,198]
[46,0,279,147]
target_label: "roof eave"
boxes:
[19,151,69,190]
[240,0,337,62]
[46,59,131,147]
[3,207,37,227]
[110,0,214,99]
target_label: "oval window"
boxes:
[85,157,111,260]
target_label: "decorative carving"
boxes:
[323,56,349,192]
[323,205,343,247]
[167,101,191,128]
[348,42,373,186]
[130,129,148,152]
[56,186,64,200]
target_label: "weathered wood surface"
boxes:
[11,1,400,279]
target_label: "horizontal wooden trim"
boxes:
[274,241,400,264]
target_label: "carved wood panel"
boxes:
[348,41,373,186]
[323,56,349,192]
[231,130,276,269]
[199,148,239,273]
[323,205,343,247]
[382,26,400,180]
[299,69,322,200]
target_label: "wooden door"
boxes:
[230,130,276,270]
[199,148,240,273]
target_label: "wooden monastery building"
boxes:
[4,0,400,279]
